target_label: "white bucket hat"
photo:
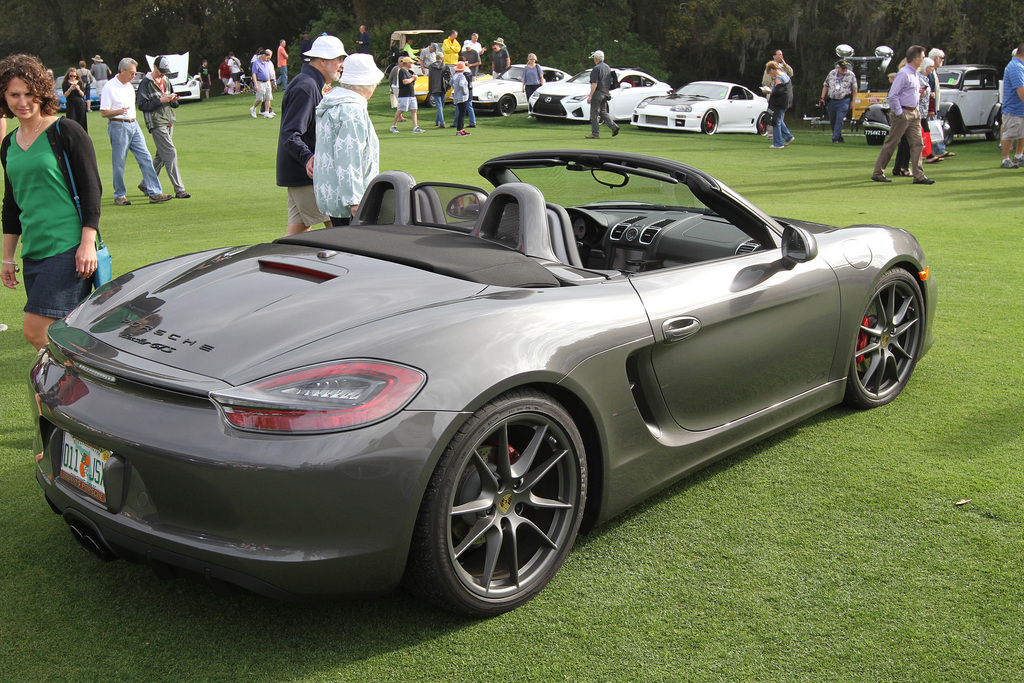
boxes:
[339,54,384,86]
[303,35,347,59]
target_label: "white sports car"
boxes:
[474,64,572,116]
[632,81,771,135]
[529,68,672,122]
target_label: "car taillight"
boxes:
[210,360,425,433]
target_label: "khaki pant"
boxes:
[873,109,925,181]
[151,124,185,194]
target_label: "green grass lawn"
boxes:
[1,93,1022,682]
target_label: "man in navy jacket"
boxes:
[276,35,346,235]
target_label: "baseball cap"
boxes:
[304,35,347,59]
[153,56,178,78]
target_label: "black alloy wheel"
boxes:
[406,390,587,617]
[497,95,517,116]
[844,268,924,409]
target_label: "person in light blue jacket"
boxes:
[451,61,471,136]
[312,54,383,225]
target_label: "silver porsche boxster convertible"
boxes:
[32,150,935,617]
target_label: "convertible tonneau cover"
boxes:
[277,223,560,288]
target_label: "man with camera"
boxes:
[137,56,189,199]
[819,60,858,143]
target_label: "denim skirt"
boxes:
[22,246,93,319]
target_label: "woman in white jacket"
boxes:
[312,54,384,225]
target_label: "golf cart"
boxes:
[383,29,443,77]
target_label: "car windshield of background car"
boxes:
[568,70,595,83]
[677,83,728,99]
[500,66,523,81]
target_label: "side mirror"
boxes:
[781,225,818,266]
[446,192,485,219]
[619,81,633,90]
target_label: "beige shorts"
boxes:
[1001,113,1024,140]
[255,80,273,102]
[287,185,329,227]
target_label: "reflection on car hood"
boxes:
[534,82,590,98]
[64,244,486,381]
[644,94,721,106]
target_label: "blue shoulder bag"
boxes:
[56,118,111,288]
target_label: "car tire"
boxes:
[405,389,587,617]
[497,95,517,116]
[843,268,924,409]
[701,110,718,135]
[942,110,959,147]
[985,113,1000,141]
[755,111,770,136]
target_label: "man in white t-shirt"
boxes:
[99,57,170,205]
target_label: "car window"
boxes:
[963,70,997,90]
[501,66,523,81]
[412,183,489,232]
[568,69,593,83]
[936,69,963,88]
[543,69,565,82]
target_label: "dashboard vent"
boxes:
[639,227,661,244]
[735,240,761,255]
[610,216,645,241]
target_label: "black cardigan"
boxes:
[1,117,103,236]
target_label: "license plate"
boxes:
[865,129,887,136]
[60,434,108,503]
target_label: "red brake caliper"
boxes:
[855,316,871,364]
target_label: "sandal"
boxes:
[925,156,943,164]
[941,151,955,158]
[895,169,912,177]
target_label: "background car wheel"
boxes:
[844,269,924,409]
[497,95,517,116]
[701,110,718,135]
[405,389,587,617]
[755,111,770,136]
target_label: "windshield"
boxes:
[935,68,963,88]
[502,163,712,215]
[568,69,594,83]
[674,82,727,99]
[499,66,523,81]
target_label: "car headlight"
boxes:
[529,91,540,103]
[671,104,692,112]
[483,90,494,100]
[210,360,425,433]
[565,94,586,103]
[636,100,650,109]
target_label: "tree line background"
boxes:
[2,0,1020,115]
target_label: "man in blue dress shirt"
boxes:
[872,45,934,184]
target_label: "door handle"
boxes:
[662,316,701,343]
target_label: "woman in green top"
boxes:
[1,54,102,350]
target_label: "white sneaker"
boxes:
[250,106,257,118]
[263,112,274,119]
[390,126,400,133]
[412,127,425,133]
